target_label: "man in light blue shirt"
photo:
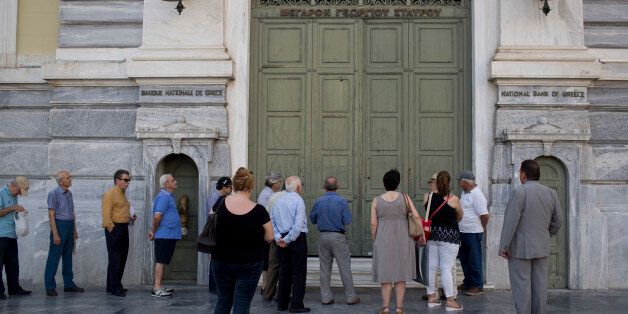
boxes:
[148,174,181,298]
[0,176,31,299]
[270,176,310,312]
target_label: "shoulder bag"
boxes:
[421,193,451,240]
[196,197,224,253]
[403,193,422,238]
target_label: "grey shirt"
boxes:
[499,180,562,259]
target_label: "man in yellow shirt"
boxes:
[101,169,136,297]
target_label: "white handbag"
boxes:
[14,210,29,237]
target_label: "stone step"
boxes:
[303,257,464,288]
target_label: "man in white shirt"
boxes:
[457,171,489,296]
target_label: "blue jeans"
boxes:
[208,258,217,294]
[211,260,263,314]
[44,220,77,290]
[459,232,483,288]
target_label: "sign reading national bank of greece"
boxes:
[498,86,588,105]
[139,85,226,104]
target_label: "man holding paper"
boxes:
[102,169,136,297]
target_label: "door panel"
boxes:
[252,16,469,256]
[536,157,568,288]
[411,21,460,68]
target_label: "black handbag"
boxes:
[197,198,223,253]
[413,243,430,286]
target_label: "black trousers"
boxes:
[276,232,307,309]
[0,237,20,294]
[105,223,129,294]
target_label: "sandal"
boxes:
[395,306,404,314]
[378,306,390,314]
[445,300,463,312]
[427,293,441,308]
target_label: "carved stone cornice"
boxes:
[504,117,590,156]
[136,116,220,154]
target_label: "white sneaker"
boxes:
[151,287,172,298]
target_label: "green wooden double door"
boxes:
[250,16,470,256]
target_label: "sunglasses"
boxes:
[119,178,131,182]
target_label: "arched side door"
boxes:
[535,156,568,288]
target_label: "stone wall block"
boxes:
[590,112,628,141]
[576,216,608,289]
[491,143,512,180]
[0,110,49,139]
[0,90,52,107]
[485,214,510,289]
[48,141,144,177]
[607,215,628,288]
[59,24,143,48]
[592,146,628,180]
[489,184,511,212]
[588,86,628,105]
[50,109,137,138]
[60,0,144,23]
[209,140,231,177]
[53,86,138,105]
[0,144,49,176]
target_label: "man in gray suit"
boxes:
[499,160,562,314]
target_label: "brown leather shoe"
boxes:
[347,297,360,305]
[457,284,468,291]
[465,287,484,296]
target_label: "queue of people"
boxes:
[0,159,561,314]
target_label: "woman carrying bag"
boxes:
[425,171,464,311]
[210,167,274,314]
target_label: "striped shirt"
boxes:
[47,186,75,221]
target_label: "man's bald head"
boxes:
[285,176,302,193]
[324,176,338,191]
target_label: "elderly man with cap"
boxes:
[0,176,31,299]
[457,170,489,296]
[258,172,283,301]
[203,176,232,295]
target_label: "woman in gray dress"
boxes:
[371,169,426,314]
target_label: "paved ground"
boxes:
[0,285,626,313]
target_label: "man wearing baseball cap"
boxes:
[204,176,232,294]
[0,176,31,299]
[205,177,233,217]
[457,171,489,296]
[258,172,283,301]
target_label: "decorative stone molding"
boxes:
[504,117,590,156]
[136,116,221,154]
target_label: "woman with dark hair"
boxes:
[211,167,274,314]
[425,171,464,311]
[371,169,425,314]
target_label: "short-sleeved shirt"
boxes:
[459,187,489,233]
[211,201,270,264]
[205,190,221,217]
[152,189,182,240]
[0,186,17,238]
[47,186,75,221]
[257,186,274,208]
[310,191,352,233]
